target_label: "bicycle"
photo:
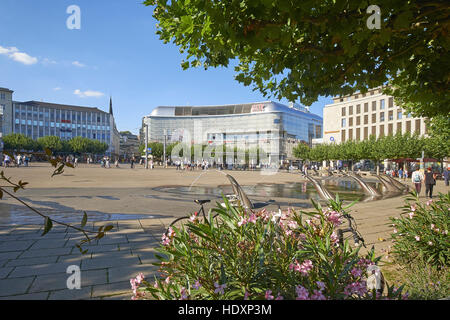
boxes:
[164,199,220,236]
[337,213,366,248]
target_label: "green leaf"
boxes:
[42,217,53,236]
[81,212,88,227]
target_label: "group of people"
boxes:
[1,153,30,167]
[175,159,211,171]
[385,168,409,179]
[100,156,120,168]
[410,167,447,199]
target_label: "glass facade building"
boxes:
[11,100,120,155]
[142,101,323,162]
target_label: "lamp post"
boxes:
[145,120,149,170]
[163,129,167,168]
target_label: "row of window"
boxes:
[14,123,111,141]
[13,105,110,125]
[13,119,110,131]
[341,120,424,142]
[341,98,399,117]
[341,111,413,127]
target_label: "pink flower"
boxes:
[410,205,416,212]
[428,241,433,246]
[288,220,298,230]
[214,282,227,295]
[153,281,159,288]
[431,224,435,230]
[408,212,415,219]
[190,214,198,222]
[330,231,339,244]
[275,293,284,300]
[238,217,247,227]
[179,287,188,300]
[248,214,257,224]
[299,260,313,275]
[426,199,433,206]
[295,285,309,300]
[311,290,326,300]
[351,268,363,278]
[244,289,250,300]
[265,290,274,300]
[415,236,420,241]
[344,281,367,297]
[316,281,326,291]
[193,280,201,290]
[326,211,342,226]
[164,276,171,284]
[393,228,398,234]
[135,273,145,285]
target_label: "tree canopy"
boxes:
[146,0,449,117]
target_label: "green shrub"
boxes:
[131,197,406,300]
[390,192,449,268]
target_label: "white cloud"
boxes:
[53,87,61,91]
[74,89,104,98]
[42,58,58,66]
[0,45,38,65]
[72,61,86,68]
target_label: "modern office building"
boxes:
[0,87,120,156]
[0,87,14,140]
[323,87,428,145]
[142,101,323,163]
[119,131,140,159]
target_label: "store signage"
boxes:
[251,104,265,113]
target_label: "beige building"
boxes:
[323,87,428,145]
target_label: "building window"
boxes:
[380,99,385,109]
[355,94,359,99]
[356,116,360,126]
[380,112,385,122]
[364,127,368,140]
[341,130,346,142]
[415,119,421,134]
[349,105,353,115]
[397,111,402,119]
[388,111,393,121]
[356,128,360,141]
[364,103,368,113]
[348,129,353,140]
[389,97,394,108]
[371,126,376,136]
[364,115,368,125]
[379,125,385,137]
[406,121,411,132]
[397,122,402,133]
[372,101,376,111]
[388,123,393,135]
[372,113,376,123]
[349,117,353,126]
[342,118,346,127]
[341,107,346,116]
[356,104,361,114]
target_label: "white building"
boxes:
[323,87,428,145]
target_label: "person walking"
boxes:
[411,169,424,195]
[131,156,135,169]
[424,167,436,198]
[444,167,449,187]
[398,168,403,181]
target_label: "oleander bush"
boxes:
[131,197,407,300]
[390,192,449,268]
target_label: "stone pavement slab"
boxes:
[91,281,131,298]
[0,277,35,297]
[0,240,36,252]
[5,256,58,268]
[19,247,73,259]
[81,255,140,271]
[48,287,92,300]
[0,292,50,300]
[8,262,80,278]
[108,264,158,284]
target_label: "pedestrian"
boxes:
[115,159,119,168]
[398,168,403,180]
[131,156,135,169]
[444,167,449,187]
[404,168,408,180]
[411,169,424,195]
[74,157,78,167]
[424,167,436,199]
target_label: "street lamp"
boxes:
[145,119,149,170]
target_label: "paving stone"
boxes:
[19,247,72,259]
[48,287,92,300]
[90,249,134,260]
[17,232,68,241]
[0,292,49,300]
[91,281,130,298]
[0,240,35,252]
[56,254,87,265]
[83,244,119,254]
[5,256,59,267]
[0,251,22,261]
[8,262,80,278]
[29,239,68,250]
[136,251,158,265]
[119,240,159,251]
[81,255,140,271]
[107,264,158,284]
[0,277,35,297]
[0,267,13,279]
[85,235,129,246]
[28,273,69,293]
[101,293,132,300]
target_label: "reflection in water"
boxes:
[159,179,381,202]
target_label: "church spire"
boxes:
[109,96,113,115]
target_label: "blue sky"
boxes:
[0,0,332,135]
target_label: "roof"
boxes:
[0,87,13,93]
[14,100,108,114]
